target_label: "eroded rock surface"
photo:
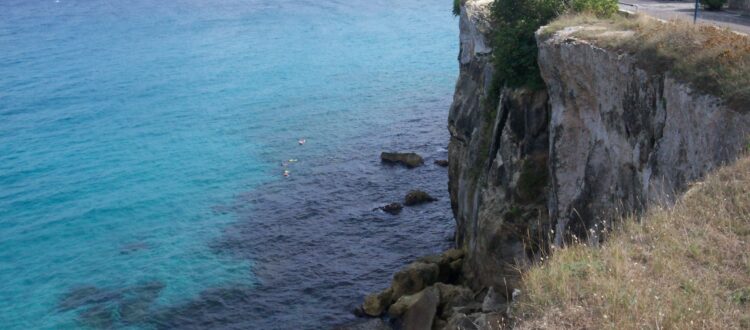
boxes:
[361,2,750,329]
[404,190,438,206]
[380,152,425,168]
[447,0,750,299]
[538,27,750,245]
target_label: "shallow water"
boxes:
[0,0,457,328]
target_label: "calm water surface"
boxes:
[0,0,457,328]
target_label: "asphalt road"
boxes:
[619,0,750,34]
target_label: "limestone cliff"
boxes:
[448,0,750,295]
[356,2,749,328]
[448,0,552,293]
[539,27,750,246]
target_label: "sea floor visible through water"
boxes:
[0,0,458,328]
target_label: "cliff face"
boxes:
[355,3,749,328]
[448,0,750,294]
[448,0,551,291]
[539,27,750,246]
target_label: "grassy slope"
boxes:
[513,155,750,329]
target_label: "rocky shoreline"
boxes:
[342,0,750,327]
[348,249,513,330]
[339,154,514,330]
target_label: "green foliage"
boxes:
[570,0,619,16]
[490,0,563,92]
[487,0,618,106]
[701,0,727,10]
[453,0,461,16]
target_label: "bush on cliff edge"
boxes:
[487,0,618,104]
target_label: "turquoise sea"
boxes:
[0,0,457,328]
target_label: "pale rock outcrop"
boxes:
[448,0,750,299]
[537,27,750,245]
[361,1,750,328]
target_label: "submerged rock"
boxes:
[380,152,424,168]
[59,281,165,328]
[79,305,116,329]
[376,203,403,215]
[434,159,449,167]
[58,286,122,311]
[403,190,437,206]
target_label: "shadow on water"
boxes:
[155,115,454,329]
[61,110,454,329]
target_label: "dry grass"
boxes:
[513,155,750,329]
[542,13,750,111]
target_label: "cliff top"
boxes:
[539,13,750,111]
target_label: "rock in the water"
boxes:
[400,286,439,330]
[79,305,116,329]
[434,159,449,167]
[333,318,393,330]
[58,286,122,312]
[403,190,437,206]
[363,288,393,317]
[377,203,403,215]
[391,262,440,300]
[380,152,424,168]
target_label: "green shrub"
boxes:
[570,0,619,17]
[490,0,564,92]
[702,0,726,10]
[487,0,618,106]
[453,0,461,16]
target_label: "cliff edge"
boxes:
[449,0,750,296]
[356,1,749,328]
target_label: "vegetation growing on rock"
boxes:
[542,13,750,111]
[487,0,618,106]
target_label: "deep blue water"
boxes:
[0,0,457,328]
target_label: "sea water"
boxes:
[0,0,457,328]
